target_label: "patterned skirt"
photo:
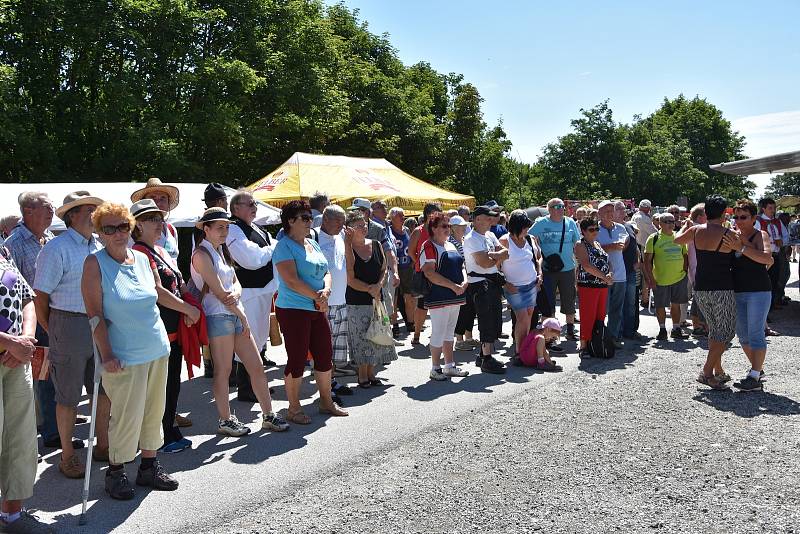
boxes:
[346,303,398,366]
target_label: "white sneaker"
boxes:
[443,365,469,377]
[218,415,251,437]
[429,368,449,381]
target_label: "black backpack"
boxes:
[589,319,615,359]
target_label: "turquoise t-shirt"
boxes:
[273,237,329,311]
[529,217,580,272]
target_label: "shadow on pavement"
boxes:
[692,390,800,418]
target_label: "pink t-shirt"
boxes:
[519,332,545,367]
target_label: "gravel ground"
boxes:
[29,277,799,533]
[193,297,800,534]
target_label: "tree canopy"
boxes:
[0,0,755,208]
[765,173,800,199]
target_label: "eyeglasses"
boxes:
[733,215,750,220]
[237,201,256,207]
[551,204,565,210]
[295,214,312,222]
[585,227,599,232]
[101,223,131,236]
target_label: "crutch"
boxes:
[79,315,102,526]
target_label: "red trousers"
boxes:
[275,307,333,378]
[578,286,608,342]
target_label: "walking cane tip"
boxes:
[79,514,87,526]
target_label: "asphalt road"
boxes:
[29,273,800,533]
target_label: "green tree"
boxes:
[765,173,800,198]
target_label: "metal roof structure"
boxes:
[710,150,800,175]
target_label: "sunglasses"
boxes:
[101,223,131,236]
[733,215,751,220]
[551,204,565,210]
[140,215,164,224]
[585,227,599,232]
[294,214,313,222]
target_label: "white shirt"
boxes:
[317,229,347,306]
[632,211,657,247]
[226,222,277,295]
[755,215,790,253]
[463,229,498,284]
[501,236,536,287]
[190,241,236,316]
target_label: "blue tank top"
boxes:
[423,241,466,309]
[95,249,170,366]
[393,228,411,267]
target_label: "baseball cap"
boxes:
[639,199,652,208]
[485,200,504,212]
[472,206,494,218]
[349,198,372,211]
[449,215,468,226]
[598,200,615,210]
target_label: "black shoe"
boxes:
[474,354,484,367]
[547,344,565,354]
[236,363,256,402]
[75,415,89,425]
[579,348,592,359]
[236,390,258,403]
[136,460,179,491]
[498,333,510,339]
[656,328,668,341]
[733,374,764,391]
[509,355,524,367]
[671,327,688,339]
[203,358,214,378]
[480,355,506,374]
[392,324,401,339]
[565,324,577,341]
[405,322,415,334]
[332,393,344,406]
[106,468,135,500]
[332,383,354,396]
[43,437,85,450]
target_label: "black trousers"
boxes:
[455,289,476,335]
[162,341,184,444]
[768,252,785,308]
[469,281,503,344]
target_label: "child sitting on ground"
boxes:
[516,318,563,372]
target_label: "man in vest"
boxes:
[755,197,790,312]
[226,190,277,402]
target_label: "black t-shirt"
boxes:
[133,242,181,335]
[622,223,638,272]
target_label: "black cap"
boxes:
[203,183,227,202]
[473,206,494,218]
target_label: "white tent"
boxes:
[3,182,281,231]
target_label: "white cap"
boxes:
[349,198,371,210]
[598,200,614,209]
[449,215,468,226]
[639,199,652,208]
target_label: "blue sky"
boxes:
[332,0,800,194]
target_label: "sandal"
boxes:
[319,404,349,417]
[358,381,371,389]
[696,373,729,390]
[368,378,382,387]
[285,410,311,425]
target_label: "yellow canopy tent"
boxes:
[247,152,475,212]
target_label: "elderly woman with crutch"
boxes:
[81,202,178,501]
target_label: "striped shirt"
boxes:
[4,223,55,285]
[34,228,103,313]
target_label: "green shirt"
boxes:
[645,231,687,286]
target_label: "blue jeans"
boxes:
[735,291,771,350]
[606,281,626,339]
[621,270,638,337]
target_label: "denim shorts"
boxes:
[504,281,537,311]
[206,313,244,339]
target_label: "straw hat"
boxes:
[55,191,104,219]
[130,199,167,219]
[130,177,180,211]
[195,207,230,229]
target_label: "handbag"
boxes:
[366,300,395,346]
[542,219,566,272]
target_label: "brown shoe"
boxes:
[174,414,193,428]
[59,454,85,479]
[92,446,109,462]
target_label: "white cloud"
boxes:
[732,110,800,196]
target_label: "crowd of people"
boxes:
[0,179,795,531]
